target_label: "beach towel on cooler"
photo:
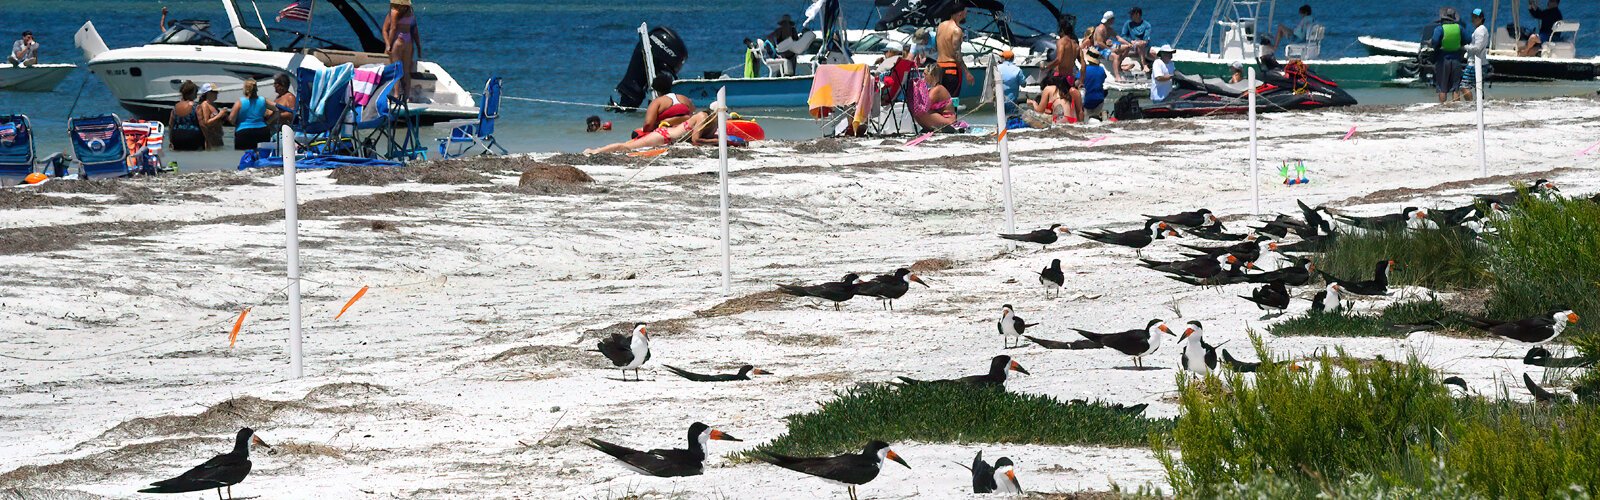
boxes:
[310,63,354,123]
[352,64,385,106]
[807,64,878,130]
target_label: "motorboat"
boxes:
[0,64,76,92]
[1357,15,1600,82]
[1170,0,1408,87]
[1113,61,1356,120]
[74,0,476,124]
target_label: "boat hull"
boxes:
[673,67,990,108]
[1172,51,1405,87]
[1358,36,1600,81]
[84,46,476,124]
[0,64,76,92]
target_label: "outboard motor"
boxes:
[613,26,689,112]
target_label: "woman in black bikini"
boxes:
[168,81,205,151]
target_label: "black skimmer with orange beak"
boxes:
[999,224,1072,250]
[1178,321,1219,376]
[1037,259,1065,297]
[1479,178,1559,206]
[1319,260,1394,296]
[1311,282,1347,314]
[1071,320,1171,368]
[1334,207,1428,232]
[139,427,270,499]
[584,422,741,477]
[1462,308,1579,345]
[755,441,909,500]
[663,364,771,382]
[968,451,1022,494]
[1079,220,1179,256]
[855,268,928,311]
[1144,208,1217,228]
[998,304,1037,349]
[896,355,1029,389]
[593,323,651,381]
[778,273,863,310]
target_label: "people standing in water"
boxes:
[229,78,271,150]
[639,76,695,136]
[383,0,420,100]
[268,73,297,127]
[169,81,205,151]
[1430,8,1467,103]
[1462,8,1490,101]
[936,5,972,100]
[197,84,227,149]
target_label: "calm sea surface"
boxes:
[6,0,1598,170]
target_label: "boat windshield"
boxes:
[151,20,231,46]
[149,0,383,53]
[849,33,894,53]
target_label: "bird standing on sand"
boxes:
[1071,319,1172,368]
[1240,280,1290,317]
[1078,221,1179,256]
[593,323,651,381]
[1037,259,1065,297]
[755,441,910,500]
[1461,308,1579,345]
[663,364,770,382]
[998,304,1037,349]
[1311,282,1346,314]
[584,422,742,477]
[139,427,270,500]
[778,273,862,310]
[1144,208,1217,228]
[998,224,1072,250]
[855,268,929,311]
[896,355,1030,389]
[968,451,1022,494]
[1178,321,1219,376]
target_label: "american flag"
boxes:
[277,0,313,22]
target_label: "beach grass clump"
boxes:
[1483,194,1600,336]
[1312,226,1489,290]
[1268,298,1456,337]
[1447,403,1600,499]
[747,383,1169,460]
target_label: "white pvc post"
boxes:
[1474,57,1486,176]
[716,87,731,295]
[1248,67,1260,216]
[639,23,658,103]
[992,59,1015,245]
[281,125,303,379]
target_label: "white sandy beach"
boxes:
[2,96,1599,499]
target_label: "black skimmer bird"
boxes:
[1296,200,1336,236]
[998,305,1037,349]
[663,364,770,382]
[1334,207,1428,232]
[593,323,651,381]
[584,422,742,477]
[1524,346,1594,368]
[1187,219,1254,242]
[1273,233,1336,254]
[1436,201,1503,227]
[896,355,1029,389]
[1144,208,1217,228]
[1036,259,1065,297]
[755,441,909,500]
[1141,254,1252,281]
[1523,373,1568,403]
[1178,321,1219,376]
[778,273,862,310]
[1245,257,1314,286]
[1220,349,1260,373]
[1479,179,1559,206]
[1070,320,1171,368]
[1078,220,1179,256]
[1240,280,1291,317]
[138,427,270,499]
[1318,260,1395,296]
[998,224,1072,250]
[1310,282,1347,314]
[1443,376,1469,392]
[1179,239,1271,263]
[854,268,928,311]
[1254,214,1314,240]
[1460,308,1579,345]
[967,451,1022,494]
[1024,335,1102,350]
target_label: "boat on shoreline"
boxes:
[73,0,476,124]
[1357,35,1600,82]
[0,64,76,92]
[1171,0,1408,87]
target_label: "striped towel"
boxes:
[352,64,384,106]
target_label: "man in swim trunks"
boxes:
[1093,11,1121,81]
[936,5,972,97]
[639,75,695,137]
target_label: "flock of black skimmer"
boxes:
[141,179,1588,498]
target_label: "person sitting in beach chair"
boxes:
[584,111,711,155]
[909,66,965,132]
[9,31,38,67]
[639,76,695,137]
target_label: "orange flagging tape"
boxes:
[335,285,370,320]
[628,148,668,158]
[229,307,251,348]
[997,129,1007,142]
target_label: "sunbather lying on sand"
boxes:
[583,111,713,155]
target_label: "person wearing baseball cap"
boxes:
[996,50,1025,118]
[1092,11,1121,81]
[1462,8,1490,100]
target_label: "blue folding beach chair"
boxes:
[294,64,356,156]
[0,114,35,183]
[437,77,506,158]
[68,114,130,179]
[355,63,427,162]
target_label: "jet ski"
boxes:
[1114,61,1357,120]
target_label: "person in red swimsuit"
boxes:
[639,76,696,136]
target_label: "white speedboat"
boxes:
[1171,0,1408,87]
[0,64,76,92]
[74,0,476,124]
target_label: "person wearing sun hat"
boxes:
[383,0,420,100]
[196,83,227,150]
[1150,45,1180,102]
[1078,50,1108,120]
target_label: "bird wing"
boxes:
[663,365,716,382]
[971,451,997,493]
[757,452,879,484]
[586,439,695,477]
[1025,335,1101,350]
[1220,349,1259,372]
[1097,329,1151,356]
[142,453,249,493]
[596,334,634,366]
[1523,373,1562,403]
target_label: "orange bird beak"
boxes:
[251,435,272,450]
[751,368,771,375]
[909,274,929,287]
[1159,324,1173,335]
[1006,469,1018,482]
[708,429,742,442]
[1181,328,1194,341]
[1569,313,1581,324]
[1009,360,1031,375]
[886,449,910,468]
